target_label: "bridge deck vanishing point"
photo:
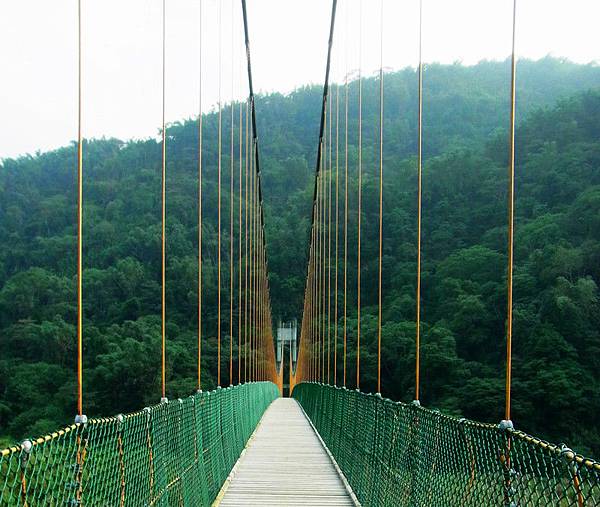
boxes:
[217,398,356,506]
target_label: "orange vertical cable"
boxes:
[244,100,249,383]
[321,159,326,382]
[505,0,518,423]
[377,0,384,394]
[229,0,235,385]
[217,0,222,387]
[328,91,332,385]
[322,147,327,382]
[334,82,339,386]
[248,143,254,380]
[197,0,203,390]
[356,0,363,390]
[251,169,256,381]
[76,0,84,417]
[316,174,321,382]
[161,0,167,401]
[252,161,257,381]
[415,0,423,402]
[254,170,259,381]
[311,224,316,381]
[238,101,243,384]
[343,51,348,389]
[229,0,234,386]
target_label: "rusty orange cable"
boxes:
[238,101,243,384]
[377,0,384,395]
[217,0,222,387]
[248,142,254,380]
[328,91,332,385]
[505,0,518,423]
[316,172,321,381]
[229,22,234,386]
[334,82,339,386]
[76,0,84,417]
[244,99,249,383]
[197,0,203,390]
[343,50,348,389]
[321,152,327,382]
[321,143,326,382]
[415,0,423,403]
[356,0,363,390]
[160,0,167,401]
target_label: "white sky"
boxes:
[1,0,598,160]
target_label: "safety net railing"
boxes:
[0,381,278,506]
[293,382,600,507]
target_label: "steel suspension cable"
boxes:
[316,173,321,381]
[197,0,203,390]
[230,0,235,386]
[343,28,348,388]
[356,0,363,390]
[241,0,275,381]
[254,169,259,380]
[415,0,423,402]
[322,142,326,381]
[505,0,518,423]
[334,82,339,385]
[161,0,167,401]
[377,0,384,394]
[244,100,249,382]
[249,146,254,379]
[297,0,337,385]
[252,198,256,383]
[76,0,84,419]
[217,0,222,387]
[252,181,256,381]
[328,91,332,384]
[238,101,243,384]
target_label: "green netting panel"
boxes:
[293,382,600,507]
[0,381,278,506]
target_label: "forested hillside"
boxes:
[1,58,599,456]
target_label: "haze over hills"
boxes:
[0,57,599,456]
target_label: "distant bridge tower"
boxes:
[276,319,297,375]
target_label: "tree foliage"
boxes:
[0,58,599,456]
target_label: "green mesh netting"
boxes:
[293,382,600,507]
[0,382,278,506]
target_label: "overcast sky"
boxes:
[1,0,598,160]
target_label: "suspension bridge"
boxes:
[1,0,599,505]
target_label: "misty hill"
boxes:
[0,58,599,455]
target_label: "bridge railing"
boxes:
[0,381,279,506]
[293,382,599,506]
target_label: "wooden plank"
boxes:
[216,398,357,506]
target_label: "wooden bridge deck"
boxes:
[216,398,356,506]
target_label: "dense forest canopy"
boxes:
[0,58,599,456]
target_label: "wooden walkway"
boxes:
[216,398,356,506]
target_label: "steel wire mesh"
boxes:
[293,382,600,507]
[0,381,278,506]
